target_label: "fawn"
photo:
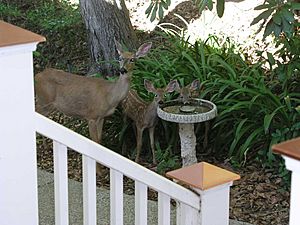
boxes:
[35,40,152,172]
[121,79,179,164]
[177,79,201,104]
[177,79,210,149]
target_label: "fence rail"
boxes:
[35,112,200,224]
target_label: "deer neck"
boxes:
[110,73,131,105]
[146,100,158,116]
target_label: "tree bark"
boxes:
[79,0,138,76]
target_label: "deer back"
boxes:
[35,68,130,120]
[35,40,152,121]
[122,90,151,126]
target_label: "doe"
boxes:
[35,40,152,172]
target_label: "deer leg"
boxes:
[89,118,107,176]
[149,127,157,165]
[121,116,129,156]
[135,127,144,163]
[88,120,99,143]
[96,118,104,144]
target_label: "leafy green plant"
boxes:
[146,0,225,21]
[251,0,300,39]
[0,3,21,22]
[0,0,87,71]
[132,32,299,167]
[155,143,180,174]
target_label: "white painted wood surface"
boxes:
[283,156,300,225]
[0,43,39,225]
[135,181,148,225]
[53,141,69,225]
[177,202,199,225]
[110,169,124,225]
[35,113,200,210]
[158,192,171,225]
[82,155,97,225]
[198,183,232,225]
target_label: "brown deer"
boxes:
[122,79,179,164]
[177,79,210,149]
[177,79,201,104]
[35,40,152,146]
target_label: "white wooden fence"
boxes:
[35,112,200,225]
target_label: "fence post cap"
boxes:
[272,137,300,161]
[166,162,240,190]
[0,20,45,48]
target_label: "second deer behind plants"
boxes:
[122,80,179,164]
[177,79,201,104]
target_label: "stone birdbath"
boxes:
[157,98,217,167]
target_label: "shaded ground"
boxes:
[34,0,290,224]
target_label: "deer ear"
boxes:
[189,79,200,91]
[114,38,124,55]
[135,42,152,58]
[144,80,156,93]
[166,80,180,93]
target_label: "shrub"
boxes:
[132,32,300,166]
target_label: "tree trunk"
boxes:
[79,0,138,76]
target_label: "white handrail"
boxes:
[34,112,200,210]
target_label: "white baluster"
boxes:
[158,192,170,225]
[176,202,199,225]
[135,181,148,225]
[53,141,69,225]
[110,169,124,225]
[83,155,96,225]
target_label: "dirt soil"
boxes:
[37,0,290,224]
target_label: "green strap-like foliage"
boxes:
[145,0,225,22]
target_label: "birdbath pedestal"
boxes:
[157,99,217,167]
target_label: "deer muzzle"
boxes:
[119,67,128,74]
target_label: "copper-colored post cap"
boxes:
[0,20,45,48]
[272,137,300,161]
[166,162,240,190]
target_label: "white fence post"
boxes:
[167,162,240,225]
[0,21,44,225]
[273,137,300,225]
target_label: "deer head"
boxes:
[115,39,152,75]
[177,79,201,104]
[144,79,180,105]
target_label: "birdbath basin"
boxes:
[157,98,217,167]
